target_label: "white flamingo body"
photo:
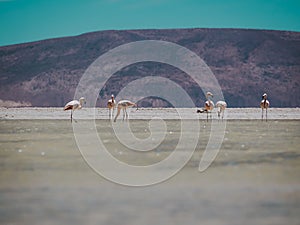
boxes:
[107,95,116,120]
[114,100,138,122]
[216,101,227,120]
[64,97,85,122]
[205,99,214,112]
[260,93,270,121]
[197,92,214,121]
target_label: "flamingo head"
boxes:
[206,92,213,99]
[135,103,139,111]
[79,97,86,105]
[262,93,267,100]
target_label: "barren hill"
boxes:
[0,28,299,107]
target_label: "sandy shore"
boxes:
[0,107,299,120]
[1,112,299,225]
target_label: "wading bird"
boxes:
[197,92,214,121]
[260,93,270,121]
[215,101,227,120]
[64,97,85,123]
[107,94,116,120]
[114,100,138,122]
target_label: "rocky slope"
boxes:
[0,28,299,107]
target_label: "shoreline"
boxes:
[0,107,299,120]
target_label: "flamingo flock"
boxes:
[64,92,270,122]
[197,92,215,121]
[196,92,228,121]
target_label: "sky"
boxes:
[0,0,300,46]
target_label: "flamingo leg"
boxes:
[110,108,113,120]
[125,108,128,120]
[122,108,125,121]
[114,108,121,122]
[71,110,78,123]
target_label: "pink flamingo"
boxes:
[64,97,85,123]
[114,100,138,122]
[197,92,214,121]
[260,93,270,121]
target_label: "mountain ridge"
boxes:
[0,28,299,107]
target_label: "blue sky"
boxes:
[0,0,300,46]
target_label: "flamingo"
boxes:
[107,94,116,120]
[197,92,214,121]
[260,93,270,121]
[64,97,85,123]
[114,100,138,122]
[215,101,227,120]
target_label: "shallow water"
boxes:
[0,119,299,225]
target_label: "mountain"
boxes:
[0,28,299,107]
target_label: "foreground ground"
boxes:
[0,108,299,225]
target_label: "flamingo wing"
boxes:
[64,100,79,110]
[205,100,214,110]
[216,101,227,108]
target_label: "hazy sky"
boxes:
[0,0,300,46]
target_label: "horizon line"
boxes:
[1,26,299,47]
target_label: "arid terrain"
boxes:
[0,110,299,225]
[1,28,299,107]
